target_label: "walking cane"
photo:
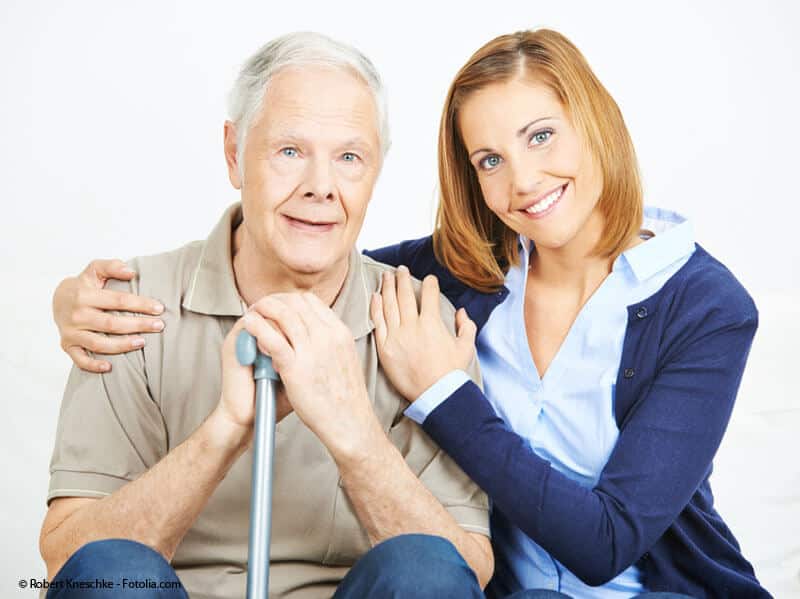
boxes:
[236,330,280,599]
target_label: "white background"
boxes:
[1,0,798,596]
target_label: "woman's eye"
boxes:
[281,147,298,158]
[530,129,553,146]
[479,154,502,171]
[342,152,359,162]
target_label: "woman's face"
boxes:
[458,77,604,253]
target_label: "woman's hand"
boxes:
[370,265,477,402]
[53,259,166,373]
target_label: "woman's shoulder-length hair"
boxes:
[434,28,643,293]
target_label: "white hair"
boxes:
[227,31,391,176]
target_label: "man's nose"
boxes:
[300,158,336,201]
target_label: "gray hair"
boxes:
[228,31,391,176]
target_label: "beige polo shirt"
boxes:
[47,202,488,599]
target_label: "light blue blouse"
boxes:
[406,207,696,597]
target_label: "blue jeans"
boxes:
[499,592,696,599]
[45,534,484,598]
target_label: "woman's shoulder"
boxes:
[363,235,435,270]
[659,243,758,327]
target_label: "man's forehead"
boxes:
[258,67,380,143]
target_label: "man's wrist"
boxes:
[205,405,252,456]
[328,408,393,472]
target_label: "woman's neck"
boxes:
[527,220,643,303]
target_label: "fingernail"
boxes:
[101,362,111,372]
[132,337,145,348]
[151,320,164,331]
[122,267,135,275]
[398,265,408,274]
[153,303,164,314]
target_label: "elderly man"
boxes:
[40,33,492,599]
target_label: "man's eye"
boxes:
[342,152,359,162]
[281,147,298,157]
[530,130,553,146]
[479,155,502,171]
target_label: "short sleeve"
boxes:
[47,279,168,506]
[386,291,489,537]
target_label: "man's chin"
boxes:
[280,253,342,277]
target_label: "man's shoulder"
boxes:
[105,239,205,300]
[359,252,459,326]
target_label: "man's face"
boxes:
[227,65,382,275]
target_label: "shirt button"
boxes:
[624,368,635,379]
[636,306,648,319]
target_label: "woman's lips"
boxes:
[519,182,568,220]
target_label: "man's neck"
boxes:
[231,223,349,309]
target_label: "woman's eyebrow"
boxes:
[469,116,555,160]
[517,116,554,137]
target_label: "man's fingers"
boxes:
[92,288,164,316]
[250,297,308,349]
[370,293,387,347]
[455,308,477,354]
[73,305,164,335]
[380,271,401,329]
[242,312,295,369]
[419,274,441,319]
[75,331,146,355]
[65,346,111,373]
[394,266,418,324]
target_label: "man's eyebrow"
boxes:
[335,137,373,151]
[468,116,554,160]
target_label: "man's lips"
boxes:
[282,214,337,232]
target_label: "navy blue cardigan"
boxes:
[365,237,770,599]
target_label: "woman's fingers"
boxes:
[370,292,387,347]
[380,271,401,329]
[419,274,441,319]
[394,266,419,324]
[83,259,136,286]
[74,305,164,335]
[74,330,146,355]
[64,346,111,374]
[455,307,477,354]
[90,288,164,316]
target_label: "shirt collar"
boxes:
[183,202,374,340]
[517,206,695,282]
[617,206,695,281]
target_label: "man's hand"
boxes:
[216,316,293,449]
[53,259,166,372]
[370,266,477,401]
[241,292,382,461]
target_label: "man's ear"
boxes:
[224,120,242,189]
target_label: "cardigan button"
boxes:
[623,368,635,379]
[636,306,648,319]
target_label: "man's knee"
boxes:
[48,539,185,598]
[335,534,483,599]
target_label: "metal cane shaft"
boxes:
[246,377,277,599]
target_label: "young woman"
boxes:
[51,30,769,598]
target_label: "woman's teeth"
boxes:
[525,185,564,214]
